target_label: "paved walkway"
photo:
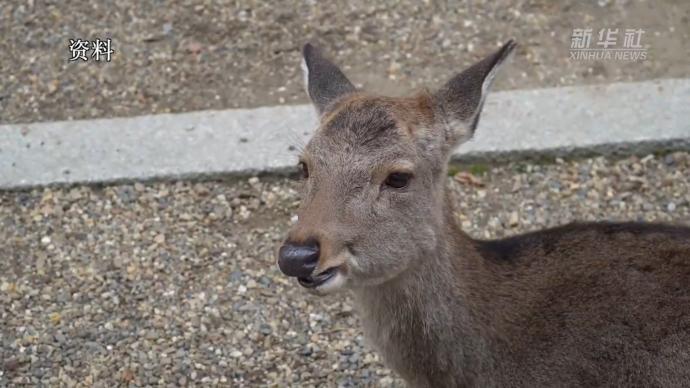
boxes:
[1,78,689,189]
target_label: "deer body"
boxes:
[356,218,690,387]
[277,41,690,387]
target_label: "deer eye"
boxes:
[384,172,412,189]
[298,161,309,179]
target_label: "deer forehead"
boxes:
[307,94,436,156]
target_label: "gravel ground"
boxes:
[1,152,689,387]
[2,0,689,124]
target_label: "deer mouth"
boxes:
[298,267,339,289]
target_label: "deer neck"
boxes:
[353,213,479,322]
[351,197,494,381]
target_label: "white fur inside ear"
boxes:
[470,49,513,129]
[479,45,515,113]
[301,57,310,95]
[481,67,498,100]
[474,65,500,125]
[465,67,498,128]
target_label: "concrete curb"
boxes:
[1,78,689,190]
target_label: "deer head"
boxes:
[277,41,516,294]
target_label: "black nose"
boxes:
[278,241,320,278]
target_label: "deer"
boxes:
[276,40,690,387]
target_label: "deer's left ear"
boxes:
[433,40,516,148]
[302,43,356,115]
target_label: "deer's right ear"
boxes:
[302,43,356,115]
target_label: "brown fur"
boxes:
[280,42,690,387]
[354,217,690,387]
